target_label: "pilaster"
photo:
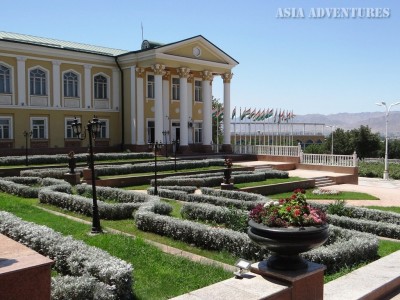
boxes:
[52,60,61,107]
[17,56,26,106]
[177,67,190,146]
[84,64,92,109]
[151,64,166,143]
[222,72,233,149]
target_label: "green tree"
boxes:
[326,128,354,155]
[350,125,381,159]
[212,97,223,145]
[387,139,400,159]
[304,143,326,154]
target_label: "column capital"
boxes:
[221,72,233,83]
[52,60,61,66]
[177,67,191,78]
[201,70,214,81]
[84,64,92,70]
[162,71,170,80]
[151,63,166,76]
[187,73,194,83]
[17,56,26,62]
[135,67,145,78]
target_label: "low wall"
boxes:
[297,164,359,184]
[239,179,315,196]
[250,154,301,163]
[0,234,53,300]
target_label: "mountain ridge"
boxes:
[294,112,400,137]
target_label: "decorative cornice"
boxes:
[221,72,233,83]
[135,67,145,78]
[162,71,170,80]
[177,67,191,79]
[201,70,214,81]
[151,64,166,76]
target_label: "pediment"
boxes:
[156,36,238,66]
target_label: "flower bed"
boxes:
[0,211,133,299]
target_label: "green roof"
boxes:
[0,31,129,56]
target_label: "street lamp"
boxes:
[325,125,335,155]
[71,116,102,234]
[172,139,180,172]
[162,130,169,158]
[149,141,161,195]
[375,101,400,180]
[23,130,32,166]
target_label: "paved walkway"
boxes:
[288,169,400,207]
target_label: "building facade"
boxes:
[0,32,238,155]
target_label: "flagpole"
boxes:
[239,107,242,153]
[216,108,219,153]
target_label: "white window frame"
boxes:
[93,73,110,100]
[0,63,12,94]
[28,66,49,96]
[194,122,203,144]
[30,117,48,139]
[0,116,13,139]
[63,70,80,98]
[147,73,155,99]
[194,79,202,102]
[65,117,80,139]
[97,119,109,139]
[171,76,180,101]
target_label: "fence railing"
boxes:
[300,152,358,167]
[232,144,301,156]
[230,144,358,167]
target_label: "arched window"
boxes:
[94,75,107,99]
[64,71,79,97]
[0,64,11,94]
[30,68,47,95]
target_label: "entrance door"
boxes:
[171,122,180,142]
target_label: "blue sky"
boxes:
[2,0,399,115]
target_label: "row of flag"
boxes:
[213,107,295,123]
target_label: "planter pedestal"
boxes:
[63,172,80,185]
[251,260,326,300]
[220,183,234,190]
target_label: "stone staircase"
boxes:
[253,164,274,171]
[314,176,336,187]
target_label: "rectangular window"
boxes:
[97,119,109,139]
[31,118,47,139]
[147,75,155,99]
[194,122,202,143]
[65,118,79,138]
[172,78,180,100]
[194,80,202,102]
[0,117,12,139]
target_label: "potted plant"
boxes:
[247,189,328,270]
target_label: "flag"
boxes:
[248,108,256,119]
[256,109,266,121]
[253,109,262,121]
[240,107,250,120]
[231,107,236,119]
[274,109,278,123]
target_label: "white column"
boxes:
[222,72,233,145]
[136,67,145,145]
[187,75,193,143]
[152,64,165,143]
[130,66,136,144]
[162,72,170,136]
[84,64,92,109]
[201,70,213,145]
[17,56,26,106]
[177,67,190,146]
[52,60,61,107]
[112,68,120,110]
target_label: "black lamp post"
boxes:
[162,130,169,158]
[172,139,180,172]
[71,116,102,234]
[23,130,32,166]
[149,141,161,195]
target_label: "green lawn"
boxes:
[0,190,398,298]
[0,193,232,300]
[234,176,305,188]
[366,206,400,214]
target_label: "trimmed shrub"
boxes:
[200,187,266,202]
[0,211,133,299]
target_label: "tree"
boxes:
[350,125,381,159]
[212,97,223,145]
[326,128,354,155]
[304,143,326,154]
[387,139,400,159]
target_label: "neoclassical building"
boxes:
[0,31,238,155]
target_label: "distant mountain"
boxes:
[294,112,400,137]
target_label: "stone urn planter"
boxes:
[247,219,329,271]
